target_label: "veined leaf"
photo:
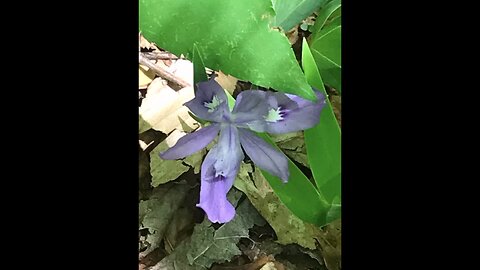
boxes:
[302,38,341,206]
[309,17,341,92]
[309,0,341,33]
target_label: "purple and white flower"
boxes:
[160,78,326,223]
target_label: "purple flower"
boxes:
[160,79,326,223]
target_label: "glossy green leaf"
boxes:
[140,0,315,100]
[302,38,341,205]
[309,0,341,33]
[271,0,327,31]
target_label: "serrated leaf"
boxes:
[271,0,327,31]
[301,38,341,208]
[235,163,322,249]
[150,130,204,187]
[140,0,316,100]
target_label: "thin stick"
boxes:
[139,54,191,88]
[142,51,180,60]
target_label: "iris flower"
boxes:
[160,78,326,223]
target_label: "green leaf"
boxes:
[192,43,207,85]
[309,20,341,92]
[140,0,316,100]
[302,38,341,205]
[308,0,341,93]
[309,0,341,33]
[256,133,330,226]
[271,0,327,31]
[235,163,323,248]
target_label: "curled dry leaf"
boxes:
[139,78,199,134]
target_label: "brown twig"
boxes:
[142,51,180,60]
[139,54,191,88]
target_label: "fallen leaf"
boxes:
[164,207,195,254]
[286,26,299,45]
[140,33,157,50]
[316,219,341,270]
[139,183,190,258]
[139,115,152,134]
[139,65,156,89]
[149,129,204,187]
[155,198,263,270]
[139,78,198,134]
[215,71,238,95]
[234,163,322,249]
[271,132,309,167]
[166,59,194,86]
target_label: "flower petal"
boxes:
[197,124,244,223]
[184,79,230,122]
[232,90,269,123]
[238,128,289,182]
[265,90,326,134]
[160,124,220,160]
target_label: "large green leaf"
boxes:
[309,4,341,92]
[140,0,316,100]
[309,0,341,34]
[302,38,341,205]
[271,0,327,31]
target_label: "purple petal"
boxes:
[265,91,326,134]
[160,124,220,160]
[184,79,231,122]
[232,90,269,123]
[197,124,244,223]
[238,128,289,182]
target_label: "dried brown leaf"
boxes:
[215,71,238,94]
[139,65,156,89]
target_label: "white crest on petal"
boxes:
[265,107,283,122]
[204,95,221,112]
